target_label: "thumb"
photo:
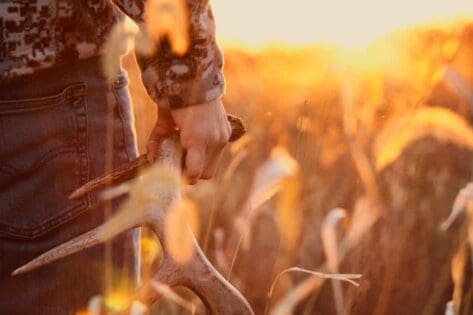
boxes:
[184,146,205,184]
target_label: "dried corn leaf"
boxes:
[436,66,473,111]
[321,208,348,272]
[375,107,473,171]
[321,208,348,315]
[250,147,299,211]
[441,182,473,231]
[235,147,299,250]
[451,242,473,315]
[343,196,382,250]
[269,267,361,315]
[276,176,302,253]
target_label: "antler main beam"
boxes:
[13,115,254,315]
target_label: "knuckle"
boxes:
[218,131,230,147]
[209,131,227,147]
[208,131,220,145]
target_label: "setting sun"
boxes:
[213,0,473,47]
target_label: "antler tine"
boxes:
[11,203,145,276]
[12,228,104,276]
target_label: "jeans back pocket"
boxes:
[0,83,90,239]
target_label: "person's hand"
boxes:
[147,98,232,184]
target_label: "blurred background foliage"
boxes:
[123,22,473,314]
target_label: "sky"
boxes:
[212,0,473,48]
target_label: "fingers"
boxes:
[183,128,230,184]
[201,127,230,180]
[185,146,205,184]
[147,110,177,163]
[171,98,233,183]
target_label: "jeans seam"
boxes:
[112,82,132,162]
[77,83,91,207]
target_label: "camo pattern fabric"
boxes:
[0,0,224,109]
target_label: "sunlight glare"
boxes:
[212,0,473,48]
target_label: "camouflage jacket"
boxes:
[0,0,224,109]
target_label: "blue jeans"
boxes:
[0,57,140,314]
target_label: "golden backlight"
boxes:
[212,0,473,48]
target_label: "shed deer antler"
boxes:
[13,115,254,315]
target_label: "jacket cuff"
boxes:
[138,34,225,109]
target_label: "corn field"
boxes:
[116,21,473,315]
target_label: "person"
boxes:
[0,0,230,313]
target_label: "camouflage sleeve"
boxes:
[112,0,225,109]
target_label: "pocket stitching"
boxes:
[0,83,86,114]
[0,83,91,239]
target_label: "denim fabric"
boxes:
[0,57,140,314]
